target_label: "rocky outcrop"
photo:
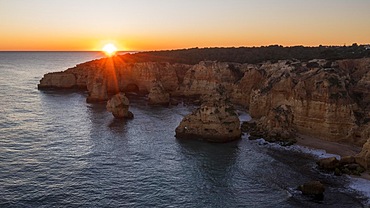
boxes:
[317,157,339,170]
[38,60,99,89]
[247,60,361,144]
[86,68,108,102]
[85,61,190,101]
[242,105,296,145]
[39,57,191,101]
[231,66,264,107]
[356,138,370,169]
[298,181,325,196]
[147,80,170,105]
[178,61,244,97]
[317,156,365,176]
[106,93,134,119]
[175,92,241,142]
[38,72,76,89]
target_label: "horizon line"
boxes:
[1,43,369,52]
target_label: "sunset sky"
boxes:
[1,0,370,51]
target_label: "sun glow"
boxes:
[102,43,117,56]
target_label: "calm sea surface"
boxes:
[0,52,369,207]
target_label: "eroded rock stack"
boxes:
[298,181,325,197]
[106,93,134,119]
[175,91,241,142]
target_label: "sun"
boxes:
[102,43,117,56]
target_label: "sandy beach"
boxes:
[296,134,370,180]
[296,134,362,157]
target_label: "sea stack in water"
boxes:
[175,91,241,142]
[147,80,170,105]
[298,181,325,198]
[106,93,134,119]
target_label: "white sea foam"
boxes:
[288,144,340,159]
[348,177,370,206]
[254,138,341,160]
[237,110,251,122]
[256,140,370,205]
[251,139,370,205]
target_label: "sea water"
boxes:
[0,52,369,207]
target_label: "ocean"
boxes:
[0,52,369,207]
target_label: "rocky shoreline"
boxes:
[38,56,370,171]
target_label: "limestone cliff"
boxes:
[38,57,370,150]
[39,57,191,102]
[356,138,370,169]
[177,61,244,97]
[246,105,296,145]
[38,72,76,89]
[230,65,264,108]
[246,60,361,144]
[147,80,170,105]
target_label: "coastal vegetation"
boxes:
[120,44,370,64]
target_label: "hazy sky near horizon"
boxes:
[1,0,370,51]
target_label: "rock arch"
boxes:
[123,83,140,93]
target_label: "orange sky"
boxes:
[1,0,370,51]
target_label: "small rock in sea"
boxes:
[106,93,134,119]
[339,156,356,166]
[298,181,325,199]
[318,156,366,176]
[317,157,339,170]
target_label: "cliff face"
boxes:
[147,80,170,105]
[178,61,244,97]
[38,72,76,89]
[230,66,264,108]
[356,138,370,169]
[38,57,370,149]
[39,57,192,101]
[245,60,367,144]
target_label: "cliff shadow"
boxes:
[176,138,240,189]
[39,88,87,96]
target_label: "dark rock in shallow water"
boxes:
[339,156,356,166]
[317,157,339,170]
[298,181,325,197]
[318,156,366,176]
